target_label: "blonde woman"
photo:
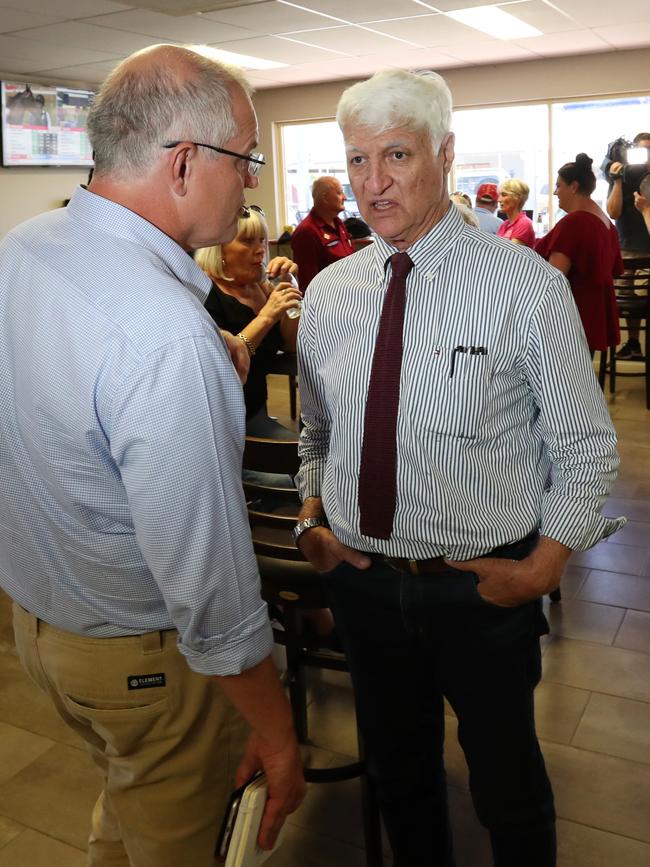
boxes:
[195,207,301,439]
[497,178,536,247]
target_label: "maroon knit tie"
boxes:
[358,252,414,539]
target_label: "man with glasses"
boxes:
[0,44,304,867]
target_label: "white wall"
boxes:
[1,48,649,239]
[0,166,88,238]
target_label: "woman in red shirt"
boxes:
[535,153,622,353]
[497,178,536,247]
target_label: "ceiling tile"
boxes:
[444,39,538,63]
[0,8,61,32]
[0,33,120,65]
[26,58,122,83]
[0,56,47,74]
[280,24,421,52]
[592,24,650,49]
[213,34,346,62]
[0,0,131,18]
[7,21,169,54]
[422,0,500,9]
[542,0,650,28]
[202,1,336,34]
[287,0,433,24]
[513,28,612,55]
[83,8,253,42]
[365,14,494,46]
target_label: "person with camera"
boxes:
[634,172,650,239]
[605,132,650,360]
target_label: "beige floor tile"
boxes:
[615,609,650,653]
[557,818,650,867]
[543,637,650,702]
[534,682,590,745]
[0,817,22,850]
[447,787,492,867]
[544,741,650,842]
[0,651,83,748]
[0,829,86,867]
[605,520,650,547]
[578,569,650,612]
[542,598,625,645]
[555,565,590,599]
[266,823,367,867]
[571,692,650,765]
[0,742,100,850]
[603,496,650,523]
[0,722,54,786]
[569,541,649,576]
[287,769,366,849]
[307,674,358,758]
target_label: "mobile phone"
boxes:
[215,772,263,860]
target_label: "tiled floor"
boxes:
[1,369,649,866]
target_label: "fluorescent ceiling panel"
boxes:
[445,6,542,39]
[191,43,286,68]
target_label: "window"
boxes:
[278,93,650,232]
[279,120,359,226]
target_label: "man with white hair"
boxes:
[291,175,355,291]
[294,69,623,866]
[0,45,304,867]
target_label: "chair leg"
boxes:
[289,374,297,420]
[284,608,309,741]
[357,732,383,867]
[609,345,616,394]
[598,349,606,389]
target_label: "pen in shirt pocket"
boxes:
[450,345,488,378]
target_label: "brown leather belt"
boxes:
[381,556,450,576]
[377,530,539,577]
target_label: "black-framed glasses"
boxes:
[162,141,265,177]
[241,204,265,218]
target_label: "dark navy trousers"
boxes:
[325,537,556,867]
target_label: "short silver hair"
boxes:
[87,44,252,180]
[336,69,452,156]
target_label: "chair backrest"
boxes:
[243,436,300,476]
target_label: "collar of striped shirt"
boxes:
[68,185,212,304]
[372,202,465,276]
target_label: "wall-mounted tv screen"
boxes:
[1,81,94,167]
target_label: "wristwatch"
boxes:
[292,516,327,545]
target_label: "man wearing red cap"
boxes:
[474,182,503,234]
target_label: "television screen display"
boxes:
[1,81,94,167]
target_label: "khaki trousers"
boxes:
[12,604,248,867]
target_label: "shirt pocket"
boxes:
[406,348,490,440]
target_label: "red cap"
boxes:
[476,183,498,203]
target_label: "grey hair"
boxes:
[640,172,650,199]
[87,44,252,180]
[336,69,452,156]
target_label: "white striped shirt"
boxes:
[296,204,624,560]
[0,186,272,676]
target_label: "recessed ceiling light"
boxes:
[444,6,542,39]
[190,44,286,70]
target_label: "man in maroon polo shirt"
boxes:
[291,176,355,291]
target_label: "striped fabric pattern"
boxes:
[0,186,272,677]
[297,204,625,560]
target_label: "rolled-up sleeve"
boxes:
[109,330,273,675]
[526,273,625,550]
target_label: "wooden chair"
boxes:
[613,255,650,409]
[266,351,298,420]
[242,436,383,867]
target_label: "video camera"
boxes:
[601,136,650,189]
